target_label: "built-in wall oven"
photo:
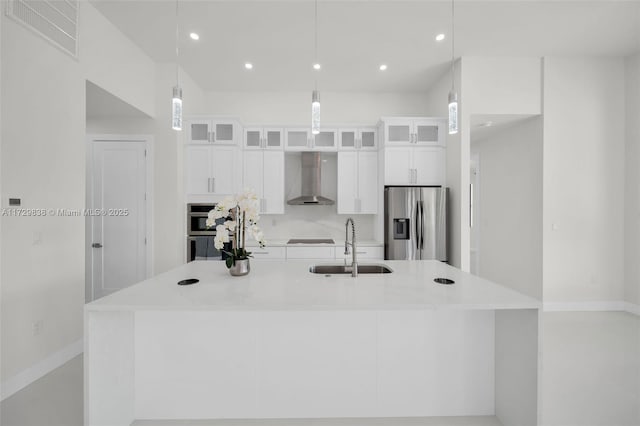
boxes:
[186,203,225,262]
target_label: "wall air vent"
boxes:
[6,0,79,58]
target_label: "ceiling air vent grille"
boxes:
[6,0,78,58]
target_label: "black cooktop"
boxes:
[287,239,335,244]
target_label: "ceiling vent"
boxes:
[6,0,79,58]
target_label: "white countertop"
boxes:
[86,260,540,312]
[247,239,383,247]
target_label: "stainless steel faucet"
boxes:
[344,218,358,277]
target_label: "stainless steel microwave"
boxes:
[187,203,218,236]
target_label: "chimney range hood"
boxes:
[287,152,335,205]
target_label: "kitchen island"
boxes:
[85,260,541,426]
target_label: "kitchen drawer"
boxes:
[250,246,286,260]
[336,245,384,260]
[286,246,336,260]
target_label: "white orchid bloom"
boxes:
[224,220,236,232]
[213,235,224,250]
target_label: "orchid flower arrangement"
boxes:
[206,189,266,268]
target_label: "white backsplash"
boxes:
[258,152,377,242]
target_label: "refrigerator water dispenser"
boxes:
[393,218,410,240]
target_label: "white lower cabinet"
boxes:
[249,246,286,260]
[335,245,384,261]
[186,145,237,196]
[337,151,378,214]
[286,246,336,260]
[243,151,285,214]
[384,147,445,185]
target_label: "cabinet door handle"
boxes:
[209,131,216,143]
[207,178,212,192]
[210,177,215,193]
[413,169,418,183]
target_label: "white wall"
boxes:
[625,53,640,307]
[1,14,85,383]
[204,91,429,125]
[1,2,163,392]
[154,65,205,273]
[471,117,543,300]
[424,57,542,270]
[80,2,156,118]
[463,57,542,115]
[424,62,463,268]
[543,57,626,303]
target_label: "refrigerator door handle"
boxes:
[419,200,425,251]
[414,201,420,254]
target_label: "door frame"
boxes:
[85,134,154,302]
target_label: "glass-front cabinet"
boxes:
[244,127,283,150]
[187,118,239,145]
[284,128,337,151]
[382,118,445,147]
[338,127,377,150]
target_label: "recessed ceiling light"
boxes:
[189,32,199,41]
[244,63,253,70]
[435,33,445,42]
[379,64,388,71]
[313,63,321,70]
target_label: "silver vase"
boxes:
[228,258,250,276]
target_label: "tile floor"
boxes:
[1,312,639,426]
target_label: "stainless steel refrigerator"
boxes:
[384,186,448,261]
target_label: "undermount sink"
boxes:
[309,264,393,274]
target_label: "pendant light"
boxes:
[172,0,183,131]
[311,0,320,135]
[448,0,458,135]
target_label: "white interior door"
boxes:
[90,141,147,300]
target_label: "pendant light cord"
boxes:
[314,0,318,91]
[450,0,455,92]
[175,0,180,86]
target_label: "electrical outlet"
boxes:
[33,320,43,336]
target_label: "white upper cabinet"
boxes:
[382,118,445,147]
[185,145,238,196]
[384,146,445,186]
[285,128,337,151]
[285,128,312,150]
[338,127,377,150]
[244,127,283,150]
[337,151,378,214]
[243,150,285,214]
[187,118,239,145]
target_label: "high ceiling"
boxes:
[90,0,640,93]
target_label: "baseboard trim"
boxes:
[1,339,83,401]
[543,301,640,316]
[623,302,640,316]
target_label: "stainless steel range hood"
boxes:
[287,152,335,205]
